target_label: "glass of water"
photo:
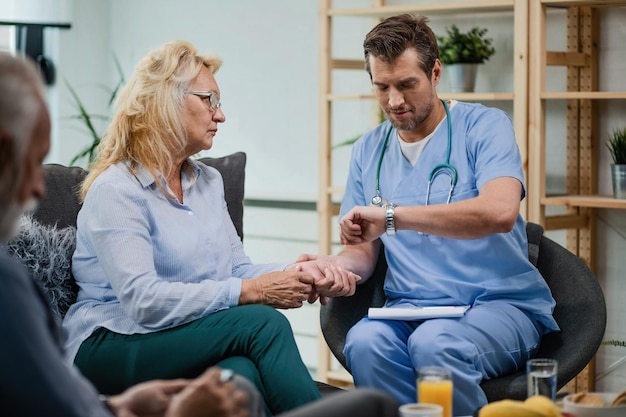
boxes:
[526,358,558,400]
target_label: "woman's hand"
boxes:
[239,270,315,309]
[291,257,361,302]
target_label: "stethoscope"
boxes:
[370,99,458,207]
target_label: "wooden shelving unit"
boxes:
[318,0,625,392]
[317,0,530,387]
[526,0,626,393]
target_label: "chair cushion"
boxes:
[198,152,246,240]
[34,164,87,229]
[526,221,544,267]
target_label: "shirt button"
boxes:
[188,211,194,216]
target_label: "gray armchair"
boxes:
[320,222,607,401]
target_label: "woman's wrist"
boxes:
[239,279,262,305]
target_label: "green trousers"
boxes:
[74,304,321,415]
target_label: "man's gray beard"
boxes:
[0,199,38,243]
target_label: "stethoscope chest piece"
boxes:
[370,193,387,207]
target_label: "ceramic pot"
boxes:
[444,63,479,93]
[611,164,626,199]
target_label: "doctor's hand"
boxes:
[240,270,315,309]
[293,255,361,303]
[339,206,386,245]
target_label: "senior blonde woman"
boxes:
[62,40,359,416]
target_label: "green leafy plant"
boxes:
[332,111,387,149]
[437,25,495,65]
[606,127,626,165]
[66,56,125,166]
[333,134,363,150]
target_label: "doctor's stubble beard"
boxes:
[385,99,435,133]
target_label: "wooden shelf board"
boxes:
[331,59,365,70]
[541,91,626,99]
[327,94,375,101]
[327,0,515,17]
[542,0,626,7]
[544,214,589,231]
[326,369,354,385]
[542,194,626,209]
[546,51,589,66]
[328,93,514,101]
[330,91,626,101]
[326,187,345,195]
[439,92,514,101]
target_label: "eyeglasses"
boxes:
[185,91,221,110]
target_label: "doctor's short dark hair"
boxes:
[363,14,439,80]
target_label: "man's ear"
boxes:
[431,59,442,86]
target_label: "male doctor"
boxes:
[300,14,558,416]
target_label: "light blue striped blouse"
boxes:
[62,159,287,362]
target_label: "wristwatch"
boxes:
[384,203,397,236]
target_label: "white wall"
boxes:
[106,0,320,201]
[55,0,110,166]
[6,0,624,389]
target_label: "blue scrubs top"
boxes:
[340,101,559,334]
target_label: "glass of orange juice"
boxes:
[417,366,453,417]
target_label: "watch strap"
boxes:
[385,203,396,236]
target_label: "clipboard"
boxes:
[368,305,470,320]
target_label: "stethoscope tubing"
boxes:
[372,99,457,207]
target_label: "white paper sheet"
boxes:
[368,305,471,320]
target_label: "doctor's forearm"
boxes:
[394,200,517,239]
[394,177,521,239]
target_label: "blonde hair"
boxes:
[80,40,222,200]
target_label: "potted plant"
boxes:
[65,55,125,166]
[437,24,495,93]
[606,127,626,199]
